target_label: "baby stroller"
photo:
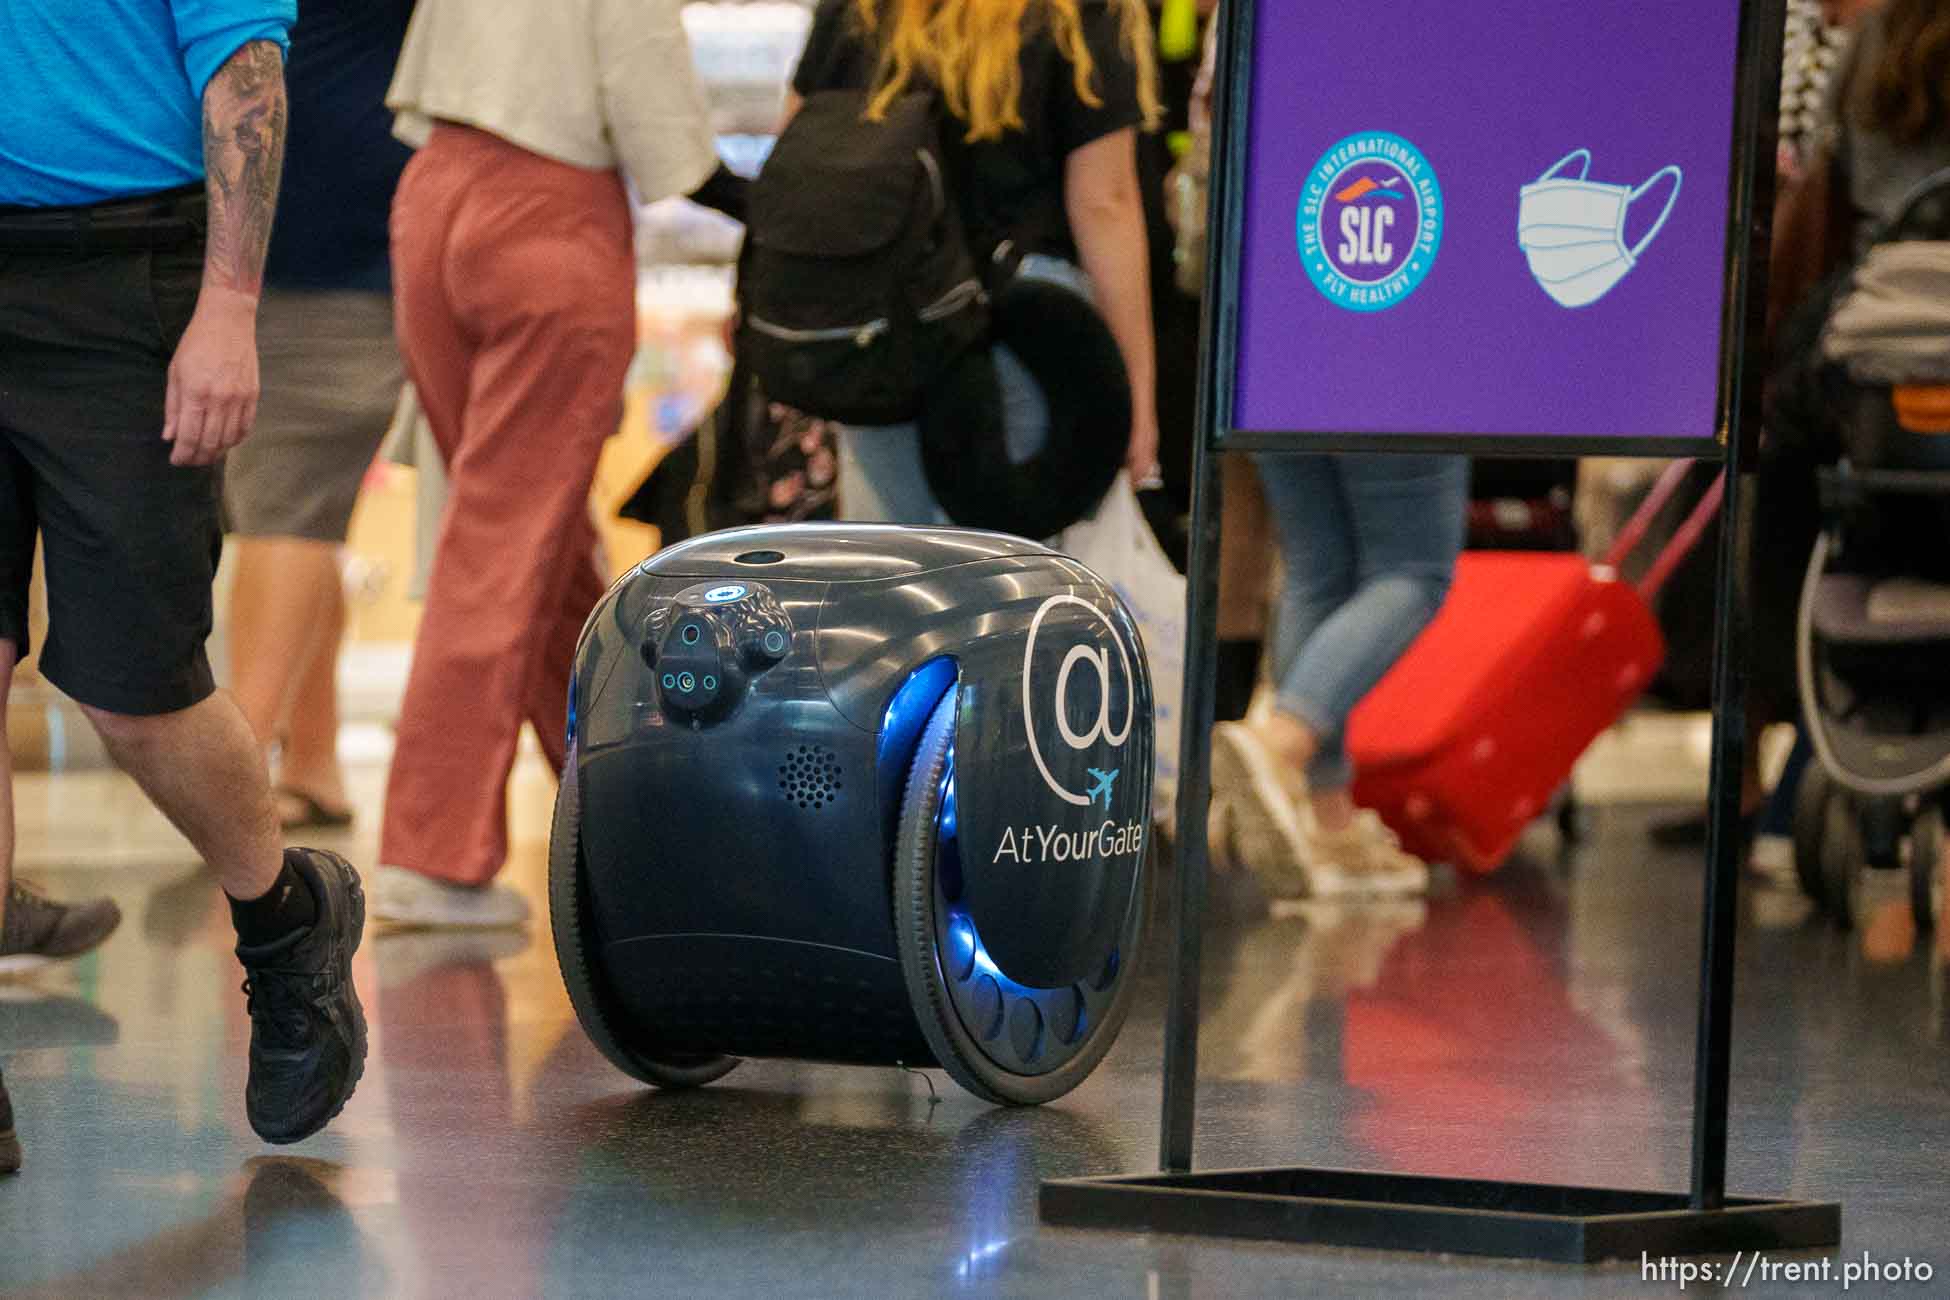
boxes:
[1786,169,1950,930]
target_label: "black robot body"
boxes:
[552,523,1154,1104]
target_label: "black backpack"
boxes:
[737,89,989,426]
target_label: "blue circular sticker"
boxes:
[704,584,748,604]
[1298,132,1443,312]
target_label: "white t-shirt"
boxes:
[387,0,718,204]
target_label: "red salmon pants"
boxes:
[380,125,633,885]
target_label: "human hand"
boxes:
[164,287,260,467]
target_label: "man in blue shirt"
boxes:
[0,1,371,1174]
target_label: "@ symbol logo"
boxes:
[1023,595,1134,808]
[1299,131,1443,312]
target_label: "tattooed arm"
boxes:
[201,40,286,295]
[164,40,288,467]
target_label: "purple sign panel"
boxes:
[1232,0,1744,443]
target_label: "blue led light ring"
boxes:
[875,659,962,835]
[929,744,1124,1074]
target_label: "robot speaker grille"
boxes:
[778,745,842,810]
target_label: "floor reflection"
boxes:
[0,985,119,1051]
[5,1156,384,1300]
[4,765,1950,1296]
[539,1086,1120,1294]
[1199,898,1429,1083]
[1344,889,1660,1186]
[373,927,530,1297]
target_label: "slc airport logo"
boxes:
[1299,131,1443,312]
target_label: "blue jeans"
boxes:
[838,255,1088,525]
[1255,452,1469,792]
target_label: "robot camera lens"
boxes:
[703,675,718,691]
[679,673,696,691]
[661,673,676,689]
[763,630,786,655]
[682,625,701,645]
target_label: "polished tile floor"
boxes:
[3,744,1948,1298]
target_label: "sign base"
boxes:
[1039,1166,1839,1264]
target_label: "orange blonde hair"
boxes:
[854,0,1162,142]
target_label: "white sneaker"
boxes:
[1346,810,1432,894]
[1298,809,1432,898]
[372,866,532,930]
[1292,856,1377,901]
[1747,833,1798,889]
[1209,722,1312,898]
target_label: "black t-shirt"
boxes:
[792,0,1145,261]
[265,0,416,291]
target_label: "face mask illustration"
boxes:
[1517,150,1682,308]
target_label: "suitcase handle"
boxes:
[1600,460,1727,602]
[1636,471,1725,603]
[1602,460,1693,570]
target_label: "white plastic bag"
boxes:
[1058,476,1187,823]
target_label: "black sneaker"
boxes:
[235,849,368,1145]
[1,882,122,977]
[1,1064,19,1174]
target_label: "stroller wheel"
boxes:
[1793,764,1834,908]
[1819,789,1866,929]
[1911,806,1945,933]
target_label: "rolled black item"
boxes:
[920,274,1130,539]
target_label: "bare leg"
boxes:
[79,692,281,902]
[1254,708,1358,833]
[1309,786,1359,833]
[278,570,349,812]
[228,537,338,751]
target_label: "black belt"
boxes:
[0,183,206,251]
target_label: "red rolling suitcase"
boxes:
[1346,462,1723,874]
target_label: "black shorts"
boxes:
[0,188,220,715]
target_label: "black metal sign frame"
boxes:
[1204,1,1761,461]
[1041,0,1842,1262]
